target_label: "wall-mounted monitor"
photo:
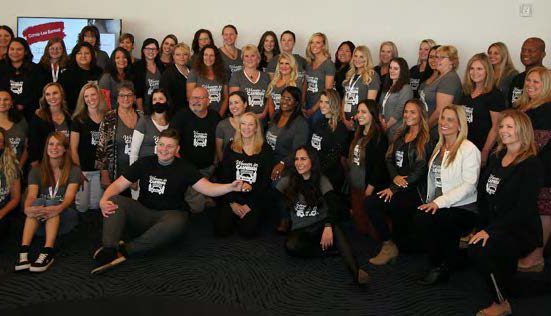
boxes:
[17,17,122,63]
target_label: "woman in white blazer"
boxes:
[416,104,481,285]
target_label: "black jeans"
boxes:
[213,203,262,237]
[415,207,477,267]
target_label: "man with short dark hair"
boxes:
[92,128,248,274]
[509,37,546,107]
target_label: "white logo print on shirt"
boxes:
[148,175,167,195]
[123,135,132,155]
[311,133,322,151]
[9,137,21,155]
[395,150,404,168]
[306,76,318,93]
[464,106,474,123]
[10,80,23,95]
[344,86,359,113]
[353,144,361,166]
[266,131,277,150]
[193,131,208,147]
[90,131,99,146]
[511,87,523,104]
[147,79,160,96]
[206,85,222,103]
[245,88,265,108]
[294,202,319,218]
[486,174,500,195]
[235,160,258,184]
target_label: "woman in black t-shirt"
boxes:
[29,83,71,167]
[310,89,348,190]
[469,109,543,316]
[71,83,107,211]
[409,39,436,98]
[216,112,274,237]
[276,146,369,285]
[460,53,505,166]
[38,37,69,84]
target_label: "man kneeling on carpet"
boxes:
[91,128,249,274]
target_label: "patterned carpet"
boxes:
[0,210,550,316]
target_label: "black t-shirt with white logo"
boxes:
[123,155,203,210]
[171,109,220,169]
[71,117,101,171]
[460,87,505,151]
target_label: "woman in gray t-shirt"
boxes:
[229,45,271,120]
[304,33,335,124]
[0,89,28,164]
[215,91,248,162]
[379,58,413,138]
[418,45,462,135]
[186,45,228,117]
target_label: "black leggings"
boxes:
[469,232,532,303]
[213,203,262,238]
[285,223,361,282]
[364,188,422,248]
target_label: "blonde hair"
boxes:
[436,45,459,70]
[0,128,21,189]
[494,109,537,165]
[40,132,74,188]
[379,41,399,66]
[231,112,264,155]
[173,42,191,56]
[431,105,469,167]
[266,52,299,95]
[517,67,551,111]
[241,44,261,60]
[305,32,331,64]
[417,39,437,65]
[462,53,495,95]
[344,46,375,86]
[37,82,70,123]
[73,82,108,122]
[320,89,341,132]
[487,42,517,87]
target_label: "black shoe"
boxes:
[417,264,450,286]
[91,246,126,275]
[29,247,55,272]
[15,245,31,272]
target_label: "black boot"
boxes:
[418,263,450,286]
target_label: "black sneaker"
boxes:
[29,247,55,272]
[91,246,126,275]
[15,245,31,272]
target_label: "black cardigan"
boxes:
[362,132,389,191]
[477,153,543,249]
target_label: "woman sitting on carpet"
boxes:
[276,145,369,286]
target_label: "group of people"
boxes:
[0,23,549,316]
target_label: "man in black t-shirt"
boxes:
[508,37,546,107]
[170,86,220,213]
[91,129,248,274]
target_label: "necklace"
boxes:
[222,46,238,60]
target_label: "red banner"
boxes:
[22,22,66,45]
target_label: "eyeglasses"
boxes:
[118,93,134,98]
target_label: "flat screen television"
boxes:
[17,17,122,63]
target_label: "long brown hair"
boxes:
[348,99,383,163]
[431,105,469,167]
[387,99,430,160]
[37,82,70,123]
[40,132,73,188]
[39,37,69,69]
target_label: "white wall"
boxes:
[2,0,550,76]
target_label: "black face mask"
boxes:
[152,102,168,114]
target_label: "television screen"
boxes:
[17,17,122,63]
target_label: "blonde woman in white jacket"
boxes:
[417,104,481,286]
